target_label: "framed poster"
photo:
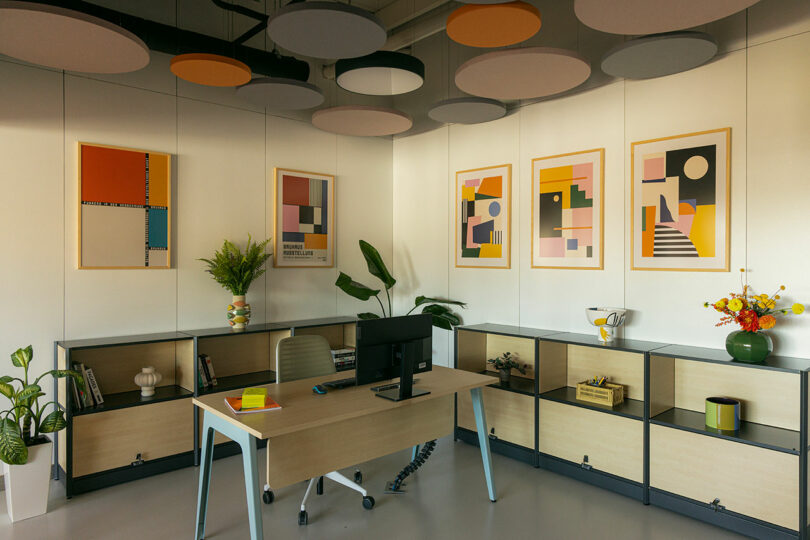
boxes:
[531,148,604,269]
[273,168,335,268]
[455,164,511,269]
[78,142,171,269]
[631,128,730,271]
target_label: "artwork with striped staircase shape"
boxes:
[631,128,730,271]
[456,164,511,268]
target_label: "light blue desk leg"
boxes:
[470,387,496,502]
[195,410,264,540]
[411,445,420,460]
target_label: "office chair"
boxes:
[263,334,375,525]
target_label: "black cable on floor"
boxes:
[389,440,437,492]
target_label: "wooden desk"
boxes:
[193,366,497,539]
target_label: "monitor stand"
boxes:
[375,342,430,402]
[376,387,430,402]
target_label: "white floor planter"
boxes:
[4,439,53,522]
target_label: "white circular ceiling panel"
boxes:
[601,32,718,79]
[0,1,150,73]
[268,2,387,59]
[455,47,591,101]
[237,78,325,110]
[336,52,425,96]
[428,97,507,124]
[312,106,412,136]
[574,0,760,35]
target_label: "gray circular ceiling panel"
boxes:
[236,78,325,110]
[428,97,507,124]
[601,32,718,79]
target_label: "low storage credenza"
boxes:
[454,323,809,540]
[54,316,356,498]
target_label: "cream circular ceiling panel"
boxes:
[574,0,760,35]
[0,1,150,73]
[428,97,506,124]
[601,32,718,79]
[455,47,591,100]
[236,78,325,110]
[336,52,425,96]
[267,2,387,59]
[312,106,412,136]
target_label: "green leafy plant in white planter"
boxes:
[0,345,84,522]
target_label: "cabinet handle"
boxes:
[131,453,145,467]
[488,428,498,441]
[709,498,725,512]
[581,455,592,471]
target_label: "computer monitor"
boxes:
[355,313,432,401]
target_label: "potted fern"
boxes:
[1,346,83,521]
[199,235,271,330]
[487,352,526,386]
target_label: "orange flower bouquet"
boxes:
[704,269,806,363]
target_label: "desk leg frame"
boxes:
[470,387,497,502]
[195,411,263,540]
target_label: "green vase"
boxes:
[725,330,772,364]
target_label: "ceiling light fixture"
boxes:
[428,97,507,125]
[268,2,387,59]
[574,0,760,35]
[455,47,591,100]
[0,1,149,73]
[446,2,541,48]
[601,31,718,80]
[312,106,412,136]
[335,51,425,96]
[170,53,252,87]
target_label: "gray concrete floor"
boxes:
[0,436,744,539]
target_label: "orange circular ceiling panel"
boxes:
[170,53,252,87]
[446,2,541,48]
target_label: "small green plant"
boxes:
[335,240,466,329]
[487,352,526,374]
[199,235,272,296]
[0,346,84,465]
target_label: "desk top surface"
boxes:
[193,366,492,439]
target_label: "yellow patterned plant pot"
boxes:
[227,294,251,330]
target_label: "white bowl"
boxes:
[586,307,626,328]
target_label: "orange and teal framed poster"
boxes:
[273,168,335,268]
[78,142,171,269]
[631,128,730,272]
[455,164,511,269]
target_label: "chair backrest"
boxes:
[275,335,336,383]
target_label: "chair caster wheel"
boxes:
[316,476,324,495]
[362,496,375,510]
[354,471,363,484]
[262,490,274,504]
[298,510,308,525]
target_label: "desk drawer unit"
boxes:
[538,400,643,483]
[457,387,534,449]
[650,424,798,531]
[72,399,193,477]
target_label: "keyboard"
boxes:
[322,377,356,389]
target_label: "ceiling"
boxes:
[81,0,752,138]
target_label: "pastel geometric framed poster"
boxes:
[273,168,335,268]
[455,164,511,269]
[78,142,171,269]
[531,148,604,269]
[631,127,730,271]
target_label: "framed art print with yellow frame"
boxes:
[78,142,171,269]
[273,168,335,268]
[631,128,730,272]
[531,148,604,270]
[455,164,511,269]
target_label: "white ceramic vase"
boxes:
[134,366,162,397]
[4,438,53,522]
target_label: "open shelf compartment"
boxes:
[456,328,537,394]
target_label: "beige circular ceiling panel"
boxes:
[574,0,760,35]
[0,1,150,73]
[455,47,591,100]
[312,106,412,136]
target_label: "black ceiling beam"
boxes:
[33,0,309,81]
[210,0,270,45]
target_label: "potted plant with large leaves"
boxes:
[0,345,83,522]
[199,235,272,330]
[335,240,466,329]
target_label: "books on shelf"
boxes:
[85,368,104,405]
[331,347,356,372]
[198,354,218,388]
[71,362,103,409]
[224,395,281,414]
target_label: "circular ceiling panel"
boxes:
[236,78,325,110]
[574,0,760,35]
[336,51,424,95]
[428,97,506,124]
[312,106,412,136]
[171,53,252,87]
[268,2,387,59]
[0,1,149,73]
[447,2,541,48]
[455,47,591,100]
[601,32,718,79]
